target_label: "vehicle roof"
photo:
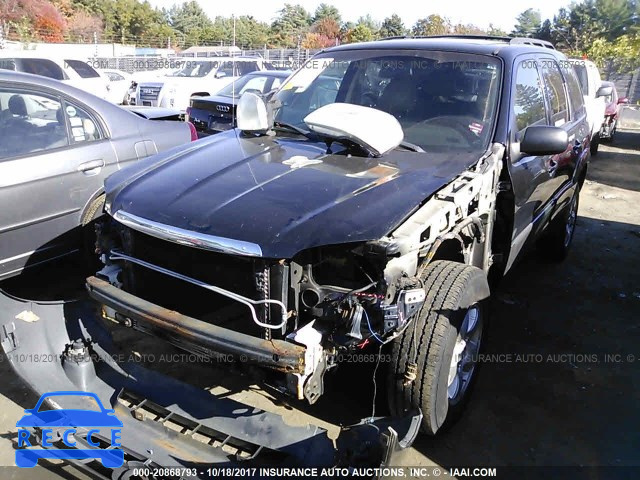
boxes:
[0,70,96,97]
[324,36,565,61]
[0,51,86,62]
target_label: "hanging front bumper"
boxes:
[0,287,421,477]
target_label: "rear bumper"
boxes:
[1,287,421,475]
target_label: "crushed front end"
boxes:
[91,210,428,406]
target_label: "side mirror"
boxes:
[596,85,613,98]
[617,97,629,105]
[520,126,568,156]
[215,72,227,79]
[236,92,271,132]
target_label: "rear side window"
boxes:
[513,61,547,133]
[65,60,100,79]
[560,63,585,118]
[540,60,569,126]
[62,101,102,144]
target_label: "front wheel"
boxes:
[538,189,579,262]
[388,261,490,435]
[81,194,106,271]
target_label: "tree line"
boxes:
[513,0,640,72]
[1,0,639,71]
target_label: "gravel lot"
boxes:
[0,131,639,478]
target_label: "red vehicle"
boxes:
[599,80,628,142]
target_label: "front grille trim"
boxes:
[113,210,263,257]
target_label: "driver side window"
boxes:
[513,60,547,134]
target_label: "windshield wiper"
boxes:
[396,141,425,153]
[273,121,310,137]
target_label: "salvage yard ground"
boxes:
[0,132,639,479]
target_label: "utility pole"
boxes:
[233,14,236,48]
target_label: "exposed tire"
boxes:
[387,260,489,435]
[81,194,106,270]
[538,189,579,262]
[590,133,600,155]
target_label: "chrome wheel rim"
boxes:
[564,196,578,248]
[447,305,482,404]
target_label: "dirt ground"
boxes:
[0,131,639,479]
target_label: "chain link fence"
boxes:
[83,48,318,74]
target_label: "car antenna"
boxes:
[232,13,236,129]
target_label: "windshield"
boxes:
[273,50,502,153]
[168,61,218,78]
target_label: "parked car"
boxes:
[127,67,182,106]
[598,80,628,142]
[571,58,611,154]
[99,69,133,104]
[88,35,590,441]
[0,70,196,280]
[0,51,110,100]
[187,70,291,136]
[134,57,268,111]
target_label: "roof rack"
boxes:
[379,34,556,50]
[508,37,555,49]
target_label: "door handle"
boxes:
[78,159,105,174]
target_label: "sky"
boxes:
[148,0,572,33]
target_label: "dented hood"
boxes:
[105,131,480,258]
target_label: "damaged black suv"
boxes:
[90,36,589,437]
